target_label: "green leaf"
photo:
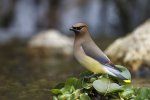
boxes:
[120,89,134,99]
[80,93,91,100]
[61,86,75,94]
[93,78,122,94]
[70,89,81,99]
[58,94,71,100]
[51,89,62,94]
[52,96,58,100]
[69,93,76,100]
[120,84,135,99]
[54,82,65,89]
[75,79,83,89]
[122,84,132,89]
[79,71,93,78]
[90,77,97,83]
[135,87,150,100]
[70,86,76,93]
[65,77,78,90]
[76,78,92,89]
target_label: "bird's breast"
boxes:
[74,47,105,74]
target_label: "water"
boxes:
[0,40,83,100]
[0,39,149,100]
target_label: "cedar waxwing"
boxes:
[70,23,131,83]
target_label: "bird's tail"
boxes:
[104,66,131,83]
[123,80,131,83]
[115,73,131,83]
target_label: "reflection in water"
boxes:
[0,39,149,100]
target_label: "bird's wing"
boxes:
[82,39,123,72]
[82,40,111,64]
[82,46,111,64]
[75,47,105,74]
[93,55,111,64]
[94,55,122,72]
[82,48,127,81]
[82,45,122,72]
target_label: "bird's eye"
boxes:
[73,27,82,30]
[74,27,81,30]
[76,27,81,30]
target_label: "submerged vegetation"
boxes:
[51,68,150,100]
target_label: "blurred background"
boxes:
[0,0,150,100]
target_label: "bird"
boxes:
[70,23,131,83]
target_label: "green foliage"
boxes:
[93,78,122,94]
[134,87,150,100]
[51,76,92,100]
[51,70,150,100]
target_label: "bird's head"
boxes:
[70,23,88,35]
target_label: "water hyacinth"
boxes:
[51,66,150,100]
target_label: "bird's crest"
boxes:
[72,23,88,28]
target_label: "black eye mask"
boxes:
[73,27,81,30]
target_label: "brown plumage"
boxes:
[70,23,131,83]
[70,23,111,64]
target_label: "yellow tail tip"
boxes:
[124,80,131,83]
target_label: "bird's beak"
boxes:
[69,28,80,33]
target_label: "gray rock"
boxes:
[105,19,150,72]
[27,29,73,60]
